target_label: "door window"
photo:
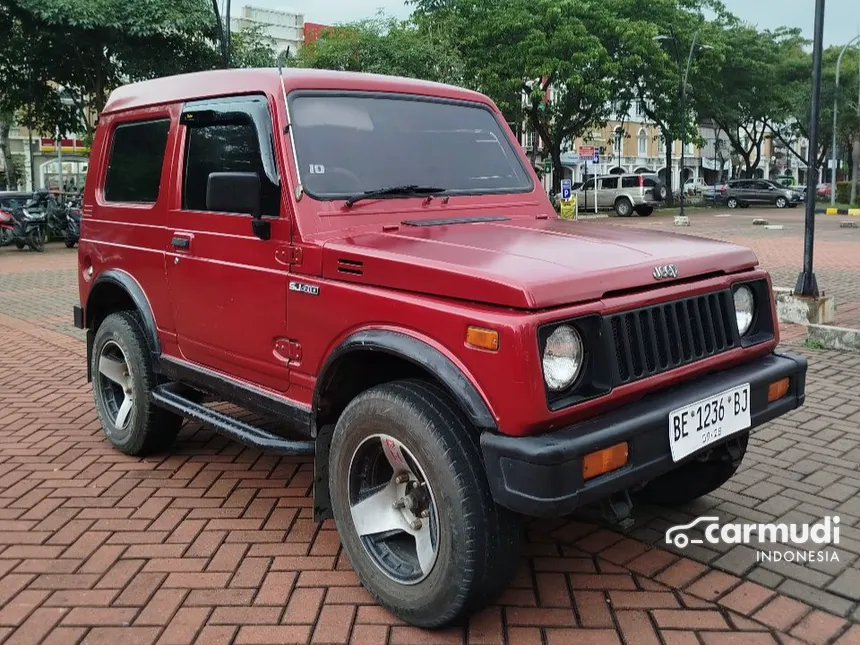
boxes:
[182,103,280,216]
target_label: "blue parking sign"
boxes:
[592,150,600,164]
[561,179,572,200]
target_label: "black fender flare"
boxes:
[313,329,497,430]
[86,269,161,355]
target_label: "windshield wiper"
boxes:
[344,185,445,208]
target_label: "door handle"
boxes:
[171,235,191,250]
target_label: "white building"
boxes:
[230,5,304,58]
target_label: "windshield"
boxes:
[289,94,533,200]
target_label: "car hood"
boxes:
[321,217,758,309]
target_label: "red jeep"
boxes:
[74,68,807,627]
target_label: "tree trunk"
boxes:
[851,135,859,205]
[664,134,673,206]
[0,119,19,191]
[550,144,562,194]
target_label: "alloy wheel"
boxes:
[97,340,135,430]
[348,434,440,585]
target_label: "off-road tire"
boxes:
[91,311,183,455]
[615,198,633,217]
[328,379,521,628]
[635,433,748,506]
[635,206,654,216]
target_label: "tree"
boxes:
[231,24,280,68]
[446,0,623,193]
[7,0,219,138]
[294,14,463,86]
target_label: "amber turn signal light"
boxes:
[767,377,790,402]
[582,442,629,481]
[466,326,499,351]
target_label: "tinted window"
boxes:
[621,176,639,188]
[183,122,280,216]
[104,120,170,203]
[582,179,595,190]
[599,177,618,189]
[642,176,658,187]
[289,94,532,199]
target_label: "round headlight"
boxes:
[542,325,584,392]
[733,286,755,336]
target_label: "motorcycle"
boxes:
[47,195,82,248]
[0,191,50,252]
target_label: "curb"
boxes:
[806,324,860,352]
[817,208,860,215]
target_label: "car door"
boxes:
[755,181,777,204]
[598,176,619,208]
[576,178,596,209]
[165,94,294,393]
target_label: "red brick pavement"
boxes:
[0,244,858,645]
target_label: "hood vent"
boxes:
[337,258,364,276]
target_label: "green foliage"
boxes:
[836,181,859,205]
[231,24,279,69]
[294,15,463,85]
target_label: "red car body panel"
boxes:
[78,69,779,438]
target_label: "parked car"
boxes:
[722,179,802,209]
[684,177,706,195]
[702,182,728,202]
[74,68,808,629]
[573,172,667,216]
[817,183,832,198]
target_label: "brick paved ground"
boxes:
[1,243,859,645]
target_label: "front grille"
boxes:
[609,291,736,385]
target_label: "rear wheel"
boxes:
[615,198,633,217]
[635,433,748,506]
[726,197,739,209]
[635,206,654,216]
[15,240,25,250]
[329,379,521,628]
[91,311,183,456]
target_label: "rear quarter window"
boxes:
[103,119,171,203]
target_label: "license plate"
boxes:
[669,384,751,462]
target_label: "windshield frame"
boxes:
[285,89,535,203]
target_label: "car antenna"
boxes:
[278,49,304,202]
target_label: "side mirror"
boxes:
[206,172,270,240]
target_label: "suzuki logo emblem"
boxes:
[653,264,679,280]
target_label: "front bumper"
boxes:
[481,352,807,518]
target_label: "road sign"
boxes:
[578,144,595,158]
[561,179,572,200]
[592,150,600,164]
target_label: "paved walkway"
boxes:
[0,244,858,645]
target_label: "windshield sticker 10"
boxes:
[309,164,325,174]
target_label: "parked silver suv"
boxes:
[574,173,668,217]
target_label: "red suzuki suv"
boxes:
[74,68,807,627]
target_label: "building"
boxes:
[0,125,89,193]
[303,22,332,45]
[230,5,304,57]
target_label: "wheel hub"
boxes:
[347,434,440,585]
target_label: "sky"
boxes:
[240,0,858,47]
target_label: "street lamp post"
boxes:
[655,31,711,221]
[830,34,860,205]
[794,0,826,298]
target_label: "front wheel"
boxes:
[775,196,788,208]
[329,379,521,628]
[27,227,45,252]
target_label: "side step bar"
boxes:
[151,384,315,455]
